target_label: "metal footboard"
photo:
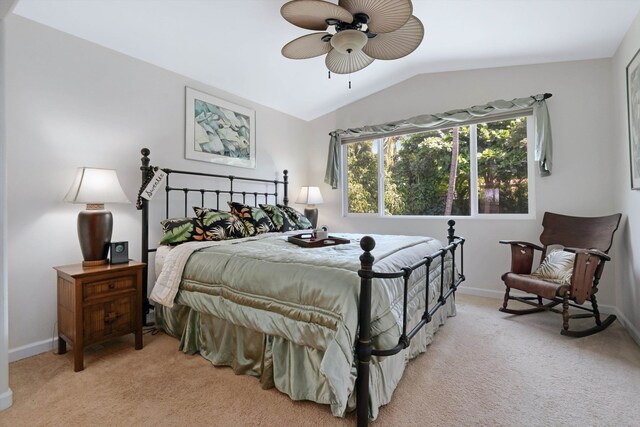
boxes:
[355,220,465,426]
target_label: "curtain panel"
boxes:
[324,94,553,189]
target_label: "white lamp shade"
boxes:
[296,186,324,205]
[64,167,131,205]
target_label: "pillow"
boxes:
[227,201,275,236]
[159,217,209,245]
[531,249,575,285]
[277,204,313,230]
[193,207,250,240]
[259,203,299,232]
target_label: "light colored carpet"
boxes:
[1,294,639,426]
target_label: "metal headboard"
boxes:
[135,147,289,320]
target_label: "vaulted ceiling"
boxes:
[13,0,640,121]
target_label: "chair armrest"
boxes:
[500,240,542,275]
[563,247,611,262]
[499,240,544,251]
[564,248,609,304]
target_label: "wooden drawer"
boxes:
[84,275,136,299]
[83,295,134,343]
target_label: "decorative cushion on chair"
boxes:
[531,249,575,285]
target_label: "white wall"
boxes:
[308,60,619,305]
[611,12,640,343]
[4,15,310,357]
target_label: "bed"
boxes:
[136,148,465,425]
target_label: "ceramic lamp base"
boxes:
[77,209,113,265]
[304,207,318,229]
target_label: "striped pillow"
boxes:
[531,249,575,285]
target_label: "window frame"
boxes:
[341,114,536,219]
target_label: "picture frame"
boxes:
[185,87,256,168]
[626,48,640,189]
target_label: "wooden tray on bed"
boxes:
[287,233,350,248]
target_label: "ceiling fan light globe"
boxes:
[330,29,368,54]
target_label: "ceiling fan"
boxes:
[280,0,424,87]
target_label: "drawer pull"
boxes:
[104,311,118,323]
[108,283,116,289]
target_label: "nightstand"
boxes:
[53,261,146,371]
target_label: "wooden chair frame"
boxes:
[499,212,622,337]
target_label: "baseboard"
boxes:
[611,307,640,347]
[457,286,505,299]
[9,337,56,363]
[458,286,542,300]
[0,388,13,411]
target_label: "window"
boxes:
[343,116,533,217]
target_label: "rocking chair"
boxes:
[499,212,622,337]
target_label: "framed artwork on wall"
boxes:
[626,48,640,189]
[185,87,256,169]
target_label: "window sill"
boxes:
[343,213,537,220]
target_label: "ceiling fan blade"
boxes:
[281,0,353,31]
[282,32,332,59]
[362,16,424,60]
[339,0,412,33]
[325,49,374,74]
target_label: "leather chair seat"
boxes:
[501,272,568,300]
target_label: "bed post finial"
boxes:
[137,148,155,210]
[283,169,289,206]
[447,219,456,244]
[360,235,375,255]
[356,235,376,427]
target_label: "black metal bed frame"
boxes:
[136,148,289,317]
[135,148,465,426]
[356,227,464,426]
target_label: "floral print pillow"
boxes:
[259,204,299,232]
[277,204,313,229]
[194,207,251,239]
[227,202,276,236]
[159,217,209,245]
[160,209,250,245]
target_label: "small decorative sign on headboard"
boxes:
[140,169,167,201]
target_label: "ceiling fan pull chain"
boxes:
[328,71,331,79]
[348,49,352,89]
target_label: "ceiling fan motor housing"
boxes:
[330,29,368,54]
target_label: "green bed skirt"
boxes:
[155,289,455,419]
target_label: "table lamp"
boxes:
[64,167,130,267]
[296,186,323,229]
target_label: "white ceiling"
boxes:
[12,0,640,121]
